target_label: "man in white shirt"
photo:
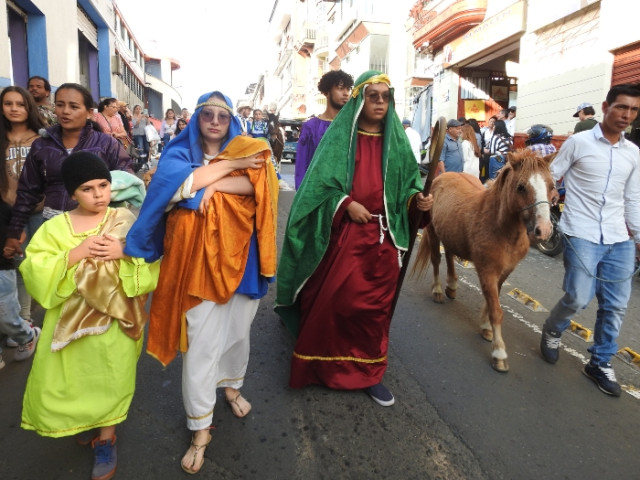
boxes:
[402,118,423,163]
[540,84,640,397]
[504,107,516,136]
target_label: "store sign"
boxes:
[464,100,486,121]
[444,0,525,66]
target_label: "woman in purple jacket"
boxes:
[3,83,132,258]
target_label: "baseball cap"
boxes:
[447,119,464,128]
[573,102,593,117]
[402,118,411,126]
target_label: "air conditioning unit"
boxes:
[111,56,122,76]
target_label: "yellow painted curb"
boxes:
[618,347,640,366]
[569,320,593,342]
[455,257,474,269]
[507,288,548,312]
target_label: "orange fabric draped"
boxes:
[147,136,278,366]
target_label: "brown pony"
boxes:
[413,149,558,372]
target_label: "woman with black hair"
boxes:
[3,83,132,258]
[487,119,513,180]
[0,85,46,335]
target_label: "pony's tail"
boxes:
[410,229,432,278]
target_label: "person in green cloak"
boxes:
[275,70,433,406]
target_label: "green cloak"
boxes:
[275,70,423,335]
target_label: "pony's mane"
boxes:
[501,149,544,182]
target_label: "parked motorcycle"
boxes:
[536,180,565,257]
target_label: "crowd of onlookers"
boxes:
[2,70,640,480]
[436,102,640,182]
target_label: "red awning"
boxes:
[148,117,162,130]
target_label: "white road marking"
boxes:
[455,274,638,399]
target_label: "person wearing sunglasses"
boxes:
[276,70,433,408]
[124,91,279,474]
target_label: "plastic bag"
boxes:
[145,124,160,143]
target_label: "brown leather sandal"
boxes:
[226,391,252,418]
[181,431,212,474]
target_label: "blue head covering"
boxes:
[124,91,240,261]
[169,91,243,168]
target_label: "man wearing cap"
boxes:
[439,119,464,173]
[573,102,597,133]
[236,101,252,135]
[402,118,422,164]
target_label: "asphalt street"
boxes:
[1,162,639,480]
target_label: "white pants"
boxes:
[182,294,259,430]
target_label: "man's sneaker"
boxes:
[365,383,395,407]
[0,354,5,370]
[583,361,622,397]
[540,327,562,364]
[91,436,117,480]
[14,327,41,362]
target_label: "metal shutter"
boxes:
[77,6,98,48]
[612,43,640,85]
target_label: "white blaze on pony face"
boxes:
[529,172,553,241]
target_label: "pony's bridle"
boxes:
[520,200,551,212]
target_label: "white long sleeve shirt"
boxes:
[404,126,422,163]
[550,123,640,244]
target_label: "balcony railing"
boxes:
[316,35,329,50]
[300,28,316,42]
[369,61,388,74]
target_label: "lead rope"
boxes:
[562,233,640,282]
[520,199,551,212]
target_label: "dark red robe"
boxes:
[290,133,400,389]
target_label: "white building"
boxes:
[408,0,640,144]
[266,0,416,120]
[1,0,182,120]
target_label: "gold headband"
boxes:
[351,74,392,98]
[195,101,233,113]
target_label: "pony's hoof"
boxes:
[432,293,445,304]
[491,358,509,373]
[480,329,493,342]
[445,287,457,299]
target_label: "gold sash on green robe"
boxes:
[52,209,149,351]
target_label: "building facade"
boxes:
[265,0,416,120]
[407,0,639,142]
[1,0,181,121]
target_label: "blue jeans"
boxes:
[133,134,149,159]
[0,269,33,354]
[544,236,635,364]
[15,212,44,320]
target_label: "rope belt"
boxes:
[370,214,388,244]
[370,214,402,267]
